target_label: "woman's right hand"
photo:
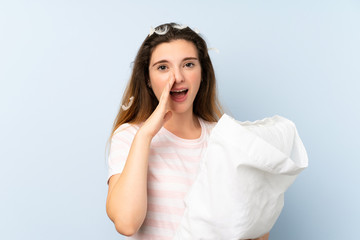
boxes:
[139,75,175,138]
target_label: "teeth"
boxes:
[171,89,187,93]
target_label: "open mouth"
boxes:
[170,89,188,97]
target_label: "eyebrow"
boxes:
[151,57,198,67]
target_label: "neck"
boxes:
[163,111,201,139]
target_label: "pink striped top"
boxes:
[108,117,216,239]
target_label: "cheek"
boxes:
[149,73,170,99]
[188,71,202,87]
[195,71,202,82]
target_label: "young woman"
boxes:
[106,23,269,240]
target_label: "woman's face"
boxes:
[149,39,202,114]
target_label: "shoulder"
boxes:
[199,118,217,136]
[111,122,141,144]
[113,122,139,134]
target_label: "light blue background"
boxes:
[1,0,359,239]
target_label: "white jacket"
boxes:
[173,114,308,240]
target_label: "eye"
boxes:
[184,62,195,68]
[157,65,168,71]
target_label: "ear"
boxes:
[147,80,152,88]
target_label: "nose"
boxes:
[173,67,184,83]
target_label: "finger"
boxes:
[168,73,176,90]
[164,74,175,97]
[159,74,175,104]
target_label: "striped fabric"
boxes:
[108,118,216,239]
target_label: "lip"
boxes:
[170,87,188,91]
[170,89,188,102]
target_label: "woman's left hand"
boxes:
[255,233,270,240]
[250,232,270,240]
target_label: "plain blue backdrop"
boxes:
[1,0,359,239]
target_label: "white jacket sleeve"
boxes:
[173,114,308,240]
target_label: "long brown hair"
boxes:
[110,23,223,138]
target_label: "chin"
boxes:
[169,104,189,113]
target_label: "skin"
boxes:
[106,40,202,236]
[106,76,175,235]
[148,39,202,139]
[106,39,269,239]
